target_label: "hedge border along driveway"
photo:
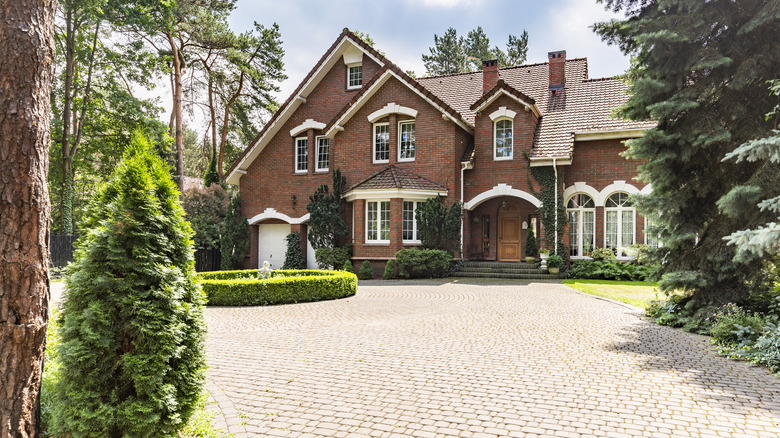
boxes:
[197,269,357,306]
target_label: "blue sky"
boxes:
[228,0,630,102]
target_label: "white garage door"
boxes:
[306,237,317,269]
[258,224,291,269]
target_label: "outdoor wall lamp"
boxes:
[291,194,297,205]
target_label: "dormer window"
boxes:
[348,64,362,89]
[494,118,513,160]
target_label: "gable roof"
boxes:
[226,28,391,185]
[347,165,448,192]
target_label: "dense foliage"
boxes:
[595,0,780,306]
[525,227,537,259]
[198,269,357,306]
[282,232,306,270]
[53,135,206,436]
[569,260,658,282]
[220,193,249,270]
[394,248,452,279]
[416,197,463,254]
[182,184,229,250]
[422,26,529,75]
[383,260,397,280]
[546,254,563,269]
[359,260,374,280]
[529,166,567,257]
[314,246,352,270]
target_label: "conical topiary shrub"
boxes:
[342,259,354,273]
[359,260,374,280]
[53,134,206,437]
[383,260,396,279]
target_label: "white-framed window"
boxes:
[605,192,635,257]
[402,201,420,243]
[366,200,390,243]
[398,121,415,162]
[295,137,308,173]
[645,216,661,248]
[373,123,390,163]
[316,136,329,172]
[493,118,513,160]
[567,194,595,258]
[347,64,362,89]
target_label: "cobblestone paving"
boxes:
[204,279,780,437]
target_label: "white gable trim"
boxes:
[248,208,310,225]
[473,89,541,118]
[342,45,363,65]
[574,128,649,141]
[226,35,384,185]
[464,184,541,210]
[289,119,326,137]
[324,69,473,137]
[368,102,418,123]
[489,106,517,121]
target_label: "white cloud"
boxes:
[414,0,484,8]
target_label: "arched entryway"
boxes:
[466,196,539,261]
[497,201,523,261]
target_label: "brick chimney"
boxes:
[548,50,566,90]
[482,59,499,94]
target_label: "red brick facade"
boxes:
[231,30,654,273]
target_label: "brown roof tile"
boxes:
[348,165,448,192]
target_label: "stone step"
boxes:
[462,261,539,269]
[457,266,542,274]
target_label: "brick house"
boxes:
[225,29,655,273]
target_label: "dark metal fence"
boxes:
[194,248,221,272]
[50,234,79,268]
[49,235,222,272]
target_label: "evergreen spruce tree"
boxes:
[282,232,306,270]
[595,0,780,303]
[220,193,249,270]
[307,169,348,250]
[383,260,396,280]
[53,134,206,437]
[525,228,538,259]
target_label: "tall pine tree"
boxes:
[595,0,780,303]
[422,27,466,75]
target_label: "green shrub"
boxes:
[395,248,452,278]
[546,254,563,269]
[383,260,396,279]
[53,134,206,436]
[591,247,616,261]
[750,327,780,372]
[569,260,658,281]
[710,303,768,346]
[283,232,307,269]
[525,228,538,258]
[315,245,352,270]
[416,196,463,254]
[359,260,374,280]
[343,259,354,272]
[182,183,229,250]
[198,269,357,306]
[220,193,249,270]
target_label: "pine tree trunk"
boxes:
[0,0,56,436]
[167,31,185,192]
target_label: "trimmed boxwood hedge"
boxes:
[197,269,357,306]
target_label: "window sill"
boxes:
[315,168,329,173]
[294,170,308,175]
[364,242,390,246]
[373,160,390,164]
[493,156,513,161]
[402,241,422,245]
[398,158,415,163]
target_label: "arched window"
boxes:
[567,194,595,257]
[493,119,513,160]
[605,192,635,257]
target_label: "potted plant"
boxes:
[546,254,563,274]
[538,248,551,268]
[525,228,538,264]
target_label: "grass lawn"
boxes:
[562,279,660,309]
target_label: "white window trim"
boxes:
[398,120,415,162]
[347,63,362,90]
[604,193,636,258]
[493,117,513,161]
[315,136,329,172]
[644,216,662,248]
[567,197,596,258]
[373,122,390,164]
[402,200,421,244]
[366,200,391,244]
[294,136,308,174]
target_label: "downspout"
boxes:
[460,161,473,258]
[553,158,558,255]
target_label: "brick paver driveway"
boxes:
[204,280,780,437]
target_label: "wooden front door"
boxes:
[498,204,522,261]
